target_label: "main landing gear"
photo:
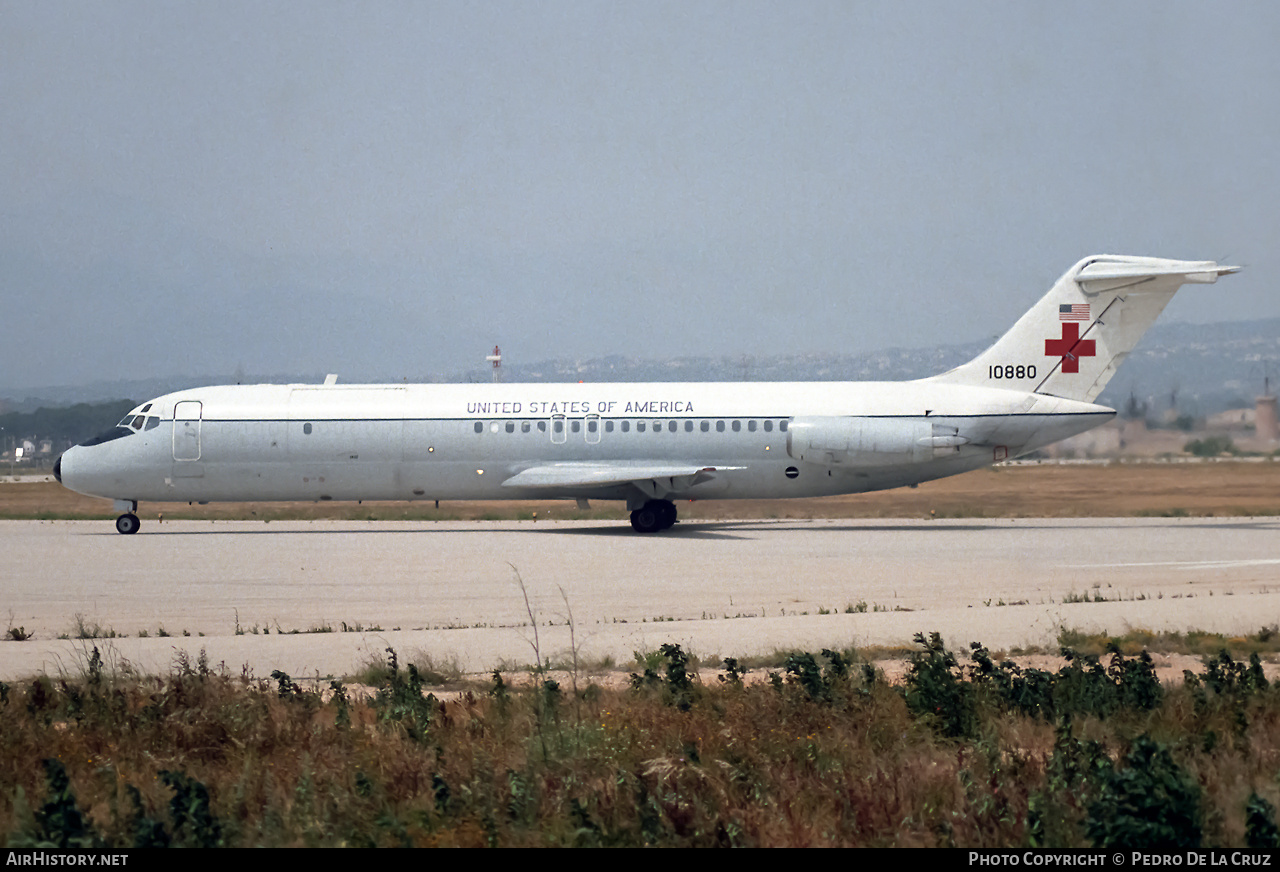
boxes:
[630,499,677,533]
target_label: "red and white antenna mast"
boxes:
[485,345,503,383]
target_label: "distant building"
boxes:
[1258,395,1279,443]
[1046,421,1123,458]
[1205,408,1255,430]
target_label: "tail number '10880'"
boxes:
[988,365,1037,380]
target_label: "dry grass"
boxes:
[3,640,1280,847]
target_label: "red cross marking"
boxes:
[1044,322,1096,374]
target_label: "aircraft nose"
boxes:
[54,448,79,488]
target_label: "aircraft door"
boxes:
[584,413,601,444]
[172,401,202,461]
[550,414,567,444]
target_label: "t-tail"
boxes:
[929,255,1241,402]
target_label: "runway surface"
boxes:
[3,517,1279,680]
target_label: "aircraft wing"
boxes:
[501,462,741,492]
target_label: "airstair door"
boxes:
[172,401,202,462]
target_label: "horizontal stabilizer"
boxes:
[1076,259,1241,293]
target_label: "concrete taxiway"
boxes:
[2,517,1278,680]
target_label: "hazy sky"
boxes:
[3,2,1277,390]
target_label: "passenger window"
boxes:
[716,421,725,432]
[748,420,757,432]
[605,421,614,432]
[305,423,314,435]
[521,421,531,433]
[474,422,483,433]
[732,420,741,432]
[621,421,630,432]
[684,420,693,432]
[780,420,788,431]
[587,420,597,433]
[637,422,646,432]
[571,421,581,433]
[700,421,709,432]
[538,421,547,432]
[553,420,564,433]
[668,421,677,433]
[505,422,515,433]
[764,420,773,432]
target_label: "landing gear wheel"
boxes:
[630,499,676,533]
[657,500,678,530]
[630,506,660,533]
[115,513,140,535]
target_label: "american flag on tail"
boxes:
[1059,303,1089,321]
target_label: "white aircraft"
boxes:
[56,255,1239,534]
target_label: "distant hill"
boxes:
[0,400,136,453]
[6,317,1279,417]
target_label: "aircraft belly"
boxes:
[773,449,994,498]
[1018,413,1114,455]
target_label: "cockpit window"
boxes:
[91,410,155,445]
[81,426,133,446]
[117,414,151,430]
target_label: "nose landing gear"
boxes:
[113,499,140,535]
[630,499,677,533]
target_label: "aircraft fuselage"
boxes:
[57,379,1110,507]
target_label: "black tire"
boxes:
[657,501,678,530]
[630,506,661,533]
[115,513,140,535]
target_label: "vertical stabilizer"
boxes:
[928,255,1240,403]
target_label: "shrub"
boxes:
[11,759,104,849]
[1086,737,1202,849]
[1246,793,1280,849]
[1185,435,1237,457]
[904,632,976,738]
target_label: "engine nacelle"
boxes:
[786,416,965,466]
